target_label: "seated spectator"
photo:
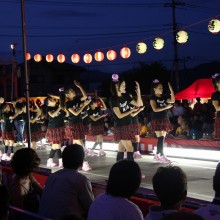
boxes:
[0,185,10,220]
[194,162,220,220]
[140,116,151,137]
[10,148,43,212]
[145,166,187,220]
[39,144,94,220]
[172,101,185,117]
[175,118,190,139]
[162,211,204,220]
[88,160,143,220]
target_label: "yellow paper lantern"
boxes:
[176,30,188,44]
[26,53,31,60]
[208,18,220,34]
[71,54,80,63]
[153,37,164,50]
[83,53,92,64]
[106,50,117,61]
[57,54,65,63]
[136,42,147,54]
[34,54,42,62]
[94,51,104,62]
[120,47,131,59]
[46,54,54,62]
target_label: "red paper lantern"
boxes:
[120,47,131,59]
[106,50,117,61]
[71,54,80,63]
[26,53,31,60]
[34,54,42,62]
[83,53,92,64]
[94,51,104,62]
[57,54,65,63]
[46,54,54,62]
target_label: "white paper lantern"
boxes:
[208,18,220,34]
[153,37,164,50]
[136,42,147,54]
[176,30,188,44]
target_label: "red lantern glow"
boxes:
[34,54,42,62]
[106,50,117,61]
[71,54,80,63]
[83,53,92,64]
[26,53,31,60]
[120,47,131,59]
[94,51,104,62]
[46,54,54,62]
[57,54,65,63]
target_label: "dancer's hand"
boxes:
[135,81,141,94]
[168,82,174,93]
[74,80,81,88]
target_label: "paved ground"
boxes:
[0,144,218,202]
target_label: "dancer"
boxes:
[23,101,42,149]
[0,103,17,160]
[88,98,107,156]
[129,93,144,158]
[44,96,66,167]
[211,73,220,140]
[150,79,174,163]
[64,81,92,171]
[110,74,143,161]
[81,106,90,153]
[12,100,26,146]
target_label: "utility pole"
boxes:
[164,0,185,92]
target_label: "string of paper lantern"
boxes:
[27,16,220,64]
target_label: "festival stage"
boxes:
[87,135,220,161]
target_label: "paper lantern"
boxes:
[57,54,65,63]
[83,53,92,64]
[26,53,31,60]
[153,37,164,50]
[46,54,54,62]
[136,42,147,54]
[71,54,80,63]
[94,51,104,62]
[208,18,220,34]
[176,30,188,44]
[34,54,42,62]
[106,50,117,61]
[120,47,131,59]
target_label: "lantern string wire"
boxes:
[29,14,220,60]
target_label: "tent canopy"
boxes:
[175,78,215,100]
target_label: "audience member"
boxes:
[145,166,187,220]
[88,160,143,220]
[39,144,94,220]
[10,148,43,212]
[194,162,220,220]
[162,211,204,220]
[193,98,204,115]
[0,185,10,220]
[172,101,185,117]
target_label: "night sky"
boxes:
[1,0,220,73]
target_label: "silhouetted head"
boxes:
[106,160,141,198]
[62,144,85,170]
[153,166,187,209]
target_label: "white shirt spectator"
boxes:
[172,106,185,117]
[88,193,144,220]
[39,168,94,220]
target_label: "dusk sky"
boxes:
[1,0,220,73]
